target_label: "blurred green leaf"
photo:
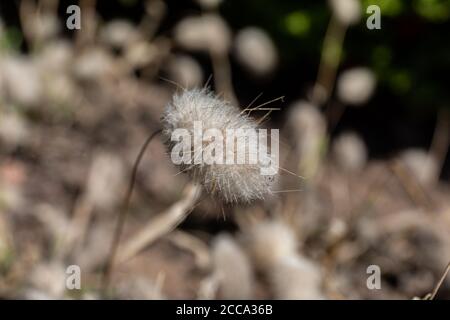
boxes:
[0,27,23,52]
[283,11,311,37]
[389,70,412,94]
[413,0,450,22]
[372,45,392,71]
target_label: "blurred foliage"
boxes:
[222,0,450,115]
[1,0,449,120]
[414,0,450,22]
[283,11,311,37]
[0,26,23,52]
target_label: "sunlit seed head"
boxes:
[212,233,254,299]
[100,20,140,49]
[174,14,231,55]
[166,54,204,89]
[161,89,277,204]
[332,131,367,172]
[270,255,324,300]
[243,220,297,270]
[287,101,327,178]
[337,67,376,106]
[399,149,438,186]
[328,0,362,26]
[234,27,278,76]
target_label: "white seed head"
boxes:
[36,40,73,73]
[0,111,30,149]
[174,14,231,55]
[1,55,43,107]
[287,101,326,178]
[234,27,278,76]
[270,255,324,300]
[328,0,362,26]
[100,20,140,49]
[124,41,157,68]
[73,48,116,80]
[337,67,376,106]
[86,151,126,210]
[399,149,438,186]
[212,233,254,299]
[166,55,204,89]
[161,89,277,203]
[32,13,60,41]
[43,72,78,106]
[29,262,67,299]
[244,220,297,270]
[332,131,367,172]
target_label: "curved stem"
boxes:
[101,128,162,295]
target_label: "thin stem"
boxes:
[313,15,347,106]
[430,262,450,300]
[429,109,450,183]
[101,129,162,295]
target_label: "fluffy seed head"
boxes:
[28,262,67,299]
[1,55,43,108]
[166,54,204,89]
[399,149,438,186]
[337,67,376,106]
[161,89,276,203]
[332,131,367,172]
[73,48,116,80]
[174,14,231,55]
[0,110,30,150]
[234,27,278,76]
[100,20,140,49]
[212,233,254,299]
[244,220,297,270]
[287,101,326,178]
[270,255,324,300]
[36,40,73,73]
[86,151,126,210]
[328,0,362,26]
[31,13,60,42]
